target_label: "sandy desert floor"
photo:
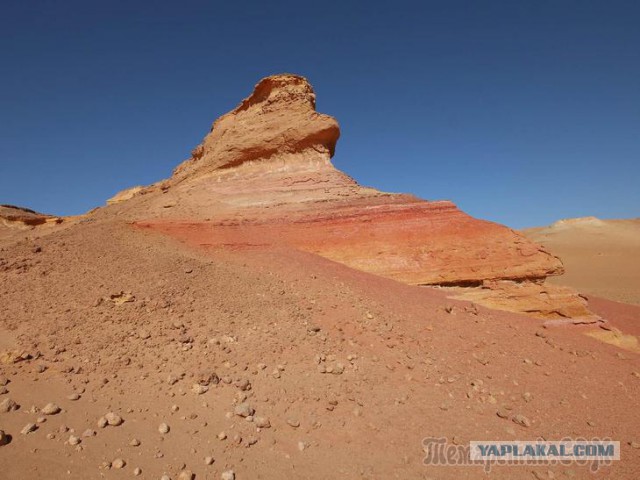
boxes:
[1,213,639,479]
[523,218,640,306]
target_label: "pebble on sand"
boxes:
[41,403,61,415]
[0,398,18,413]
[21,423,37,435]
[287,419,300,428]
[192,384,209,395]
[105,412,124,426]
[512,414,532,428]
[178,470,194,480]
[254,416,271,428]
[234,403,254,418]
[158,422,170,434]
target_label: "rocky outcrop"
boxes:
[107,186,146,205]
[0,205,62,228]
[131,73,596,320]
[172,74,340,182]
[446,280,595,322]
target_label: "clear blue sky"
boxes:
[1,1,638,228]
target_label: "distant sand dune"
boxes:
[523,217,640,305]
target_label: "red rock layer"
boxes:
[138,196,562,287]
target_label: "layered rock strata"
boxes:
[119,74,595,320]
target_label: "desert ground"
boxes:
[523,217,640,306]
[1,75,639,479]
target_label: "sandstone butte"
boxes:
[6,74,597,321]
[106,73,594,322]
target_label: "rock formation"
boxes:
[0,205,62,228]
[126,73,596,321]
[172,74,340,180]
[0,205,63,246]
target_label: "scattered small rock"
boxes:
[178,471,194,480]
[138,330,151,340]
[109,291,135,305]
[221,470,235,480]
[133,467,142,476]
[496,408,510,419]
[67,393,81,401]
[192,384,208,395]
[0,430,8,446]
[236,378,251,391]
[234,402,254,418]
[68,435,81,445]
[0,398,18,413]
[0,376,9,386]
[158,423,170,434]
[286,418,300,428]
[21,423,37,435]
[205,456,215,465]
[130,438,141,446]
[254,416,271,428]
[41,403,61,415]
[105,412,123,426]
[198,372,220,386]
[512,414,531,428]
[245,436,258,447]
[112,458,126,469]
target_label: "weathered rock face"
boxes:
[446,280,595,322]
[130,73,596,320]
[0,205,67,248]
[172,74,340,182]
[107,186,145,205]
[0,205,62,228]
